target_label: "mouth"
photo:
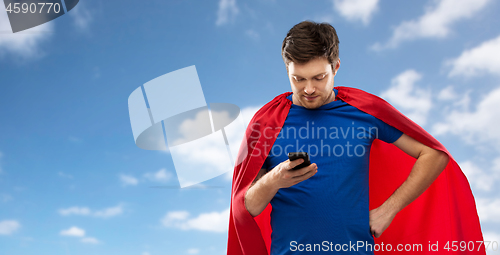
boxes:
[304,95,318,101]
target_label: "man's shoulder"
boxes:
[335,86,390,105]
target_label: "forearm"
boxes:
[380,149,449,216]
[245,174,280,217]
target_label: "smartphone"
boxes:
[288,152,311,170]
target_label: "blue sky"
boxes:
[1,0,500,254]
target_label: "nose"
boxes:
[304,81,315,95]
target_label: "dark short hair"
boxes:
[281,20,340,72]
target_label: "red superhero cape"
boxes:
[227,86,485,254]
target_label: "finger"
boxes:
[292,164,317,179]
[292,163,317,177]
[287,158,304,170]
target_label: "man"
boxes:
[227,21,484,255]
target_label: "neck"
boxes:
[291,88,336,107]
[324,89,336,104]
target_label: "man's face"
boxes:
[288,57,340,109]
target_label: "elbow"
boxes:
[434,150,449,171]
[244,191,259,217]
[246,207,258,217]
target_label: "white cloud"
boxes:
[437,86,458,101]
[436,85,473,110]
[170,135,230,187]
[69,3,93,31]
[459,160,500,192]
[59,204,123,218]
[120,174,139,186]
[0,0,92,59]
[161,208,229,233]
[333,0,379,25]
[60,226,85,237]
[0,4,54,59]
[167,108,246,187]
[446,35,500,78]
[93,205,123,218]
[172,110,215,146]
[476,198,500,223]
[0,220,20,235]
[372,0,491,50]
[240,106,261,127]
[183,208,229,232]
[245,29,260,41]
[312,15,334,25]
[380,70,432,126]
[80,237,100,244]
[172,105,259,147]
[163,211,189,222]
[483,232,500,255]
[60,226,100,244]
[432,86,500,148]
[187,248,200,254]
[158,105,261,186]
[123,170,174,185]
[144,168,172,183]
[216,0,239,26]
[222,105,262,182]
[59,206,91,216]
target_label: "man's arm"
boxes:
[244,159,318,217]
[369,133,449,238]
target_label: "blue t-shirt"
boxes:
[263,88,403,254]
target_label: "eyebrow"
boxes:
[291,72,327,78]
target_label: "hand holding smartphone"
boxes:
[288,152,312,170]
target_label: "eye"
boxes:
[295,77,305,82]
[315,75,326,81]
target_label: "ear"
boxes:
[334,58,340,75]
